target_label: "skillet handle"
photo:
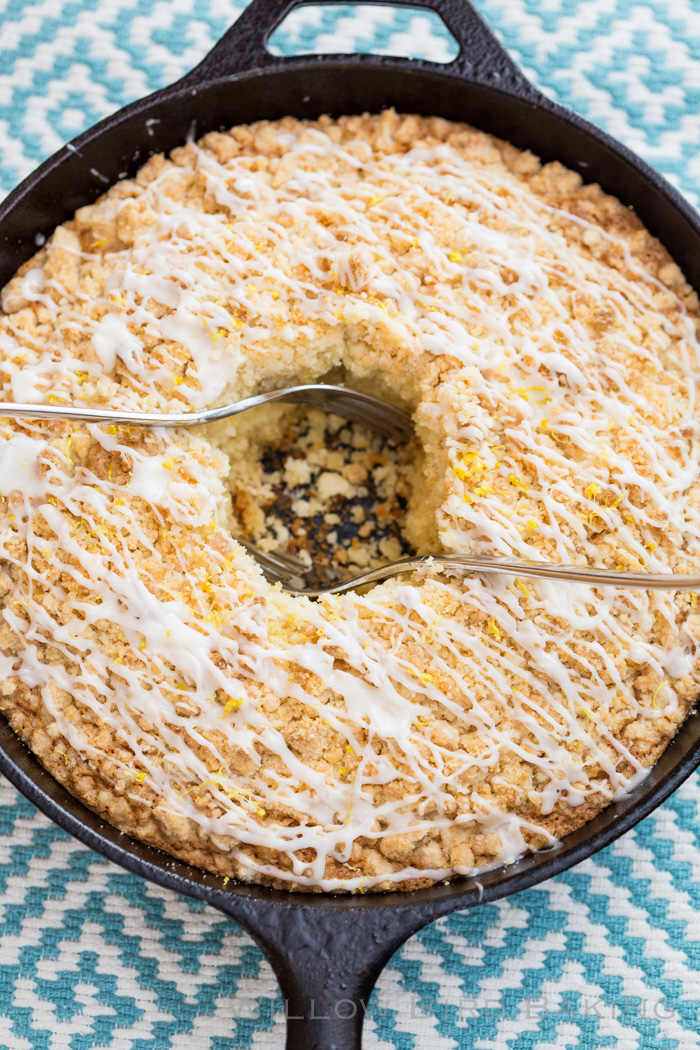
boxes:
[213,895,436,1049]
[179,0,541,101]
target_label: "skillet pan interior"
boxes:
[1,1,700,1047]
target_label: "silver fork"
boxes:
[251,549,700,597]
[3,385,700,596]
[0,383,413,438]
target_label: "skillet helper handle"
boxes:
[179,0,541,100]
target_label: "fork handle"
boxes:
[287,553,700,596]
[0,385,412,435]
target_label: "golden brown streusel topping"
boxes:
[0,110,699,892]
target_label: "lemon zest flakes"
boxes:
[586,482,601,499]
[455,451,487,482]
[448,250,463,263]
[508,385,548,402]
[224,696,243,715]
[652,680,668,708]
[487,618,501,641]
[508,474,528,491]
[196,768,265,817]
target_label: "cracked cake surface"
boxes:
[0,110,699,891]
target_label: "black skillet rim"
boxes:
[0,0,699,927]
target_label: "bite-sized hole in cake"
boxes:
[215,399,432,585]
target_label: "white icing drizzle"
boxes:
[0,117,698,890]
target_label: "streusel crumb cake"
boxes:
[1,110,699,892]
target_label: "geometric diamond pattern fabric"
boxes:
[1,1,700,1047]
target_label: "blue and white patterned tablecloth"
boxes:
[1,1,700,1047]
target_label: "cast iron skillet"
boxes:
[1,1,700,1046]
